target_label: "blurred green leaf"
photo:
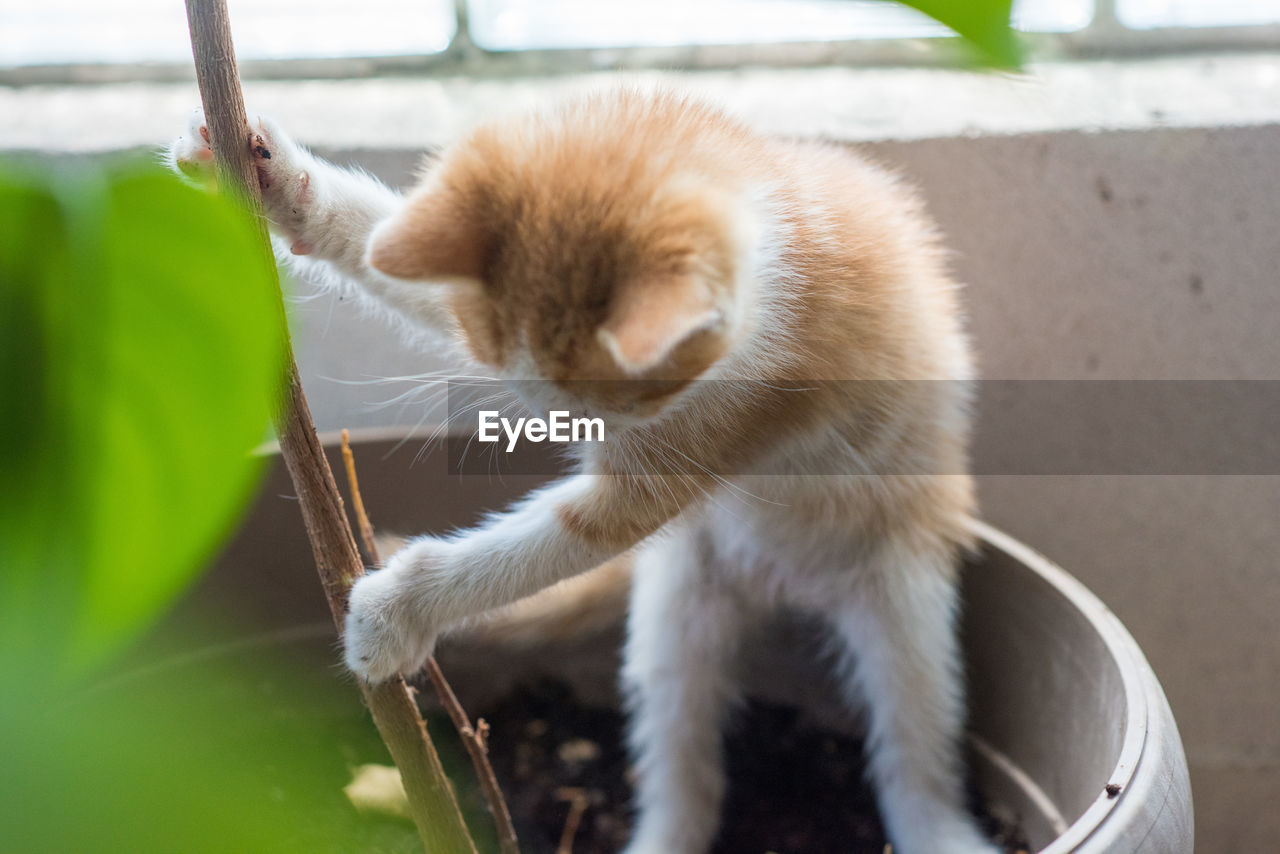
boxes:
[0,163,462,854]
[2,626,431,854]
[896,0,1023,68]
[0,176,75,649]
[0,161,285,679]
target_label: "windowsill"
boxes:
[3,52,1279,153]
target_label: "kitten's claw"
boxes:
[250,132,272,161]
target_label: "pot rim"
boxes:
[968,519,1148,854]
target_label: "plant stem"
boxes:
[340,430,379,565]
[182,3,478,852]
[555,788,589,854]
[341,430,522,854]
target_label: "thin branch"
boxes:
[555,787,589,854]
[182,4,477,852]
[340,429,378,564]
[341,430,521,854]
[424,660,521,854]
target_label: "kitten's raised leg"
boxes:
[167,109,398,267]
[622,526,748,854]
[826,542,998,854]
[165,111,469,341]
[242,114,402,279]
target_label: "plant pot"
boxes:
[199,429,1193,853]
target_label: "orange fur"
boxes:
[369,88,975,640]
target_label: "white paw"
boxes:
[246,114,316,252]
[343,539,454,683]
[164,109,315,254]
[165,108,215,186]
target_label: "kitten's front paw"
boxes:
[165,108,216,187]
[164,110,316,254]
[245,115,316,254]
[343,540,452,682]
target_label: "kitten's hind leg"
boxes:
[825,542,999,854]
[622,527,749,854]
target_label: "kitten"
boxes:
[169,89,995,854]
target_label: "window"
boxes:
[3,0,1279,82]
[2,0,455,66]
[467,0,1089,51]
[1118,0,1280,30]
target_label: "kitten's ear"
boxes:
[598,274,725,375]
[366,190,489,282]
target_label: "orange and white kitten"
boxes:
[169,90,994,854]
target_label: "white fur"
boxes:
[165,109,997,854]
[622,520,750,854]
[345,475,612,681]
[167,110,469,355]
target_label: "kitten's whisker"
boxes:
[653,436,786,508]
[385,400,445,461]
[434,391,513,468]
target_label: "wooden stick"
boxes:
[182,4,477,852]
[340,431,521,854]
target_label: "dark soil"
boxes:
[444,679,1031,854]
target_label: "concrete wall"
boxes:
[879,128,1279,854]
[286,124,1279,853]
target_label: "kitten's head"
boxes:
[365,92,760,426]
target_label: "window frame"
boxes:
[3,0,1279,87]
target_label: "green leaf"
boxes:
[1,625,432,854]
[0,161,285,679]
[895,0,1024,68]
